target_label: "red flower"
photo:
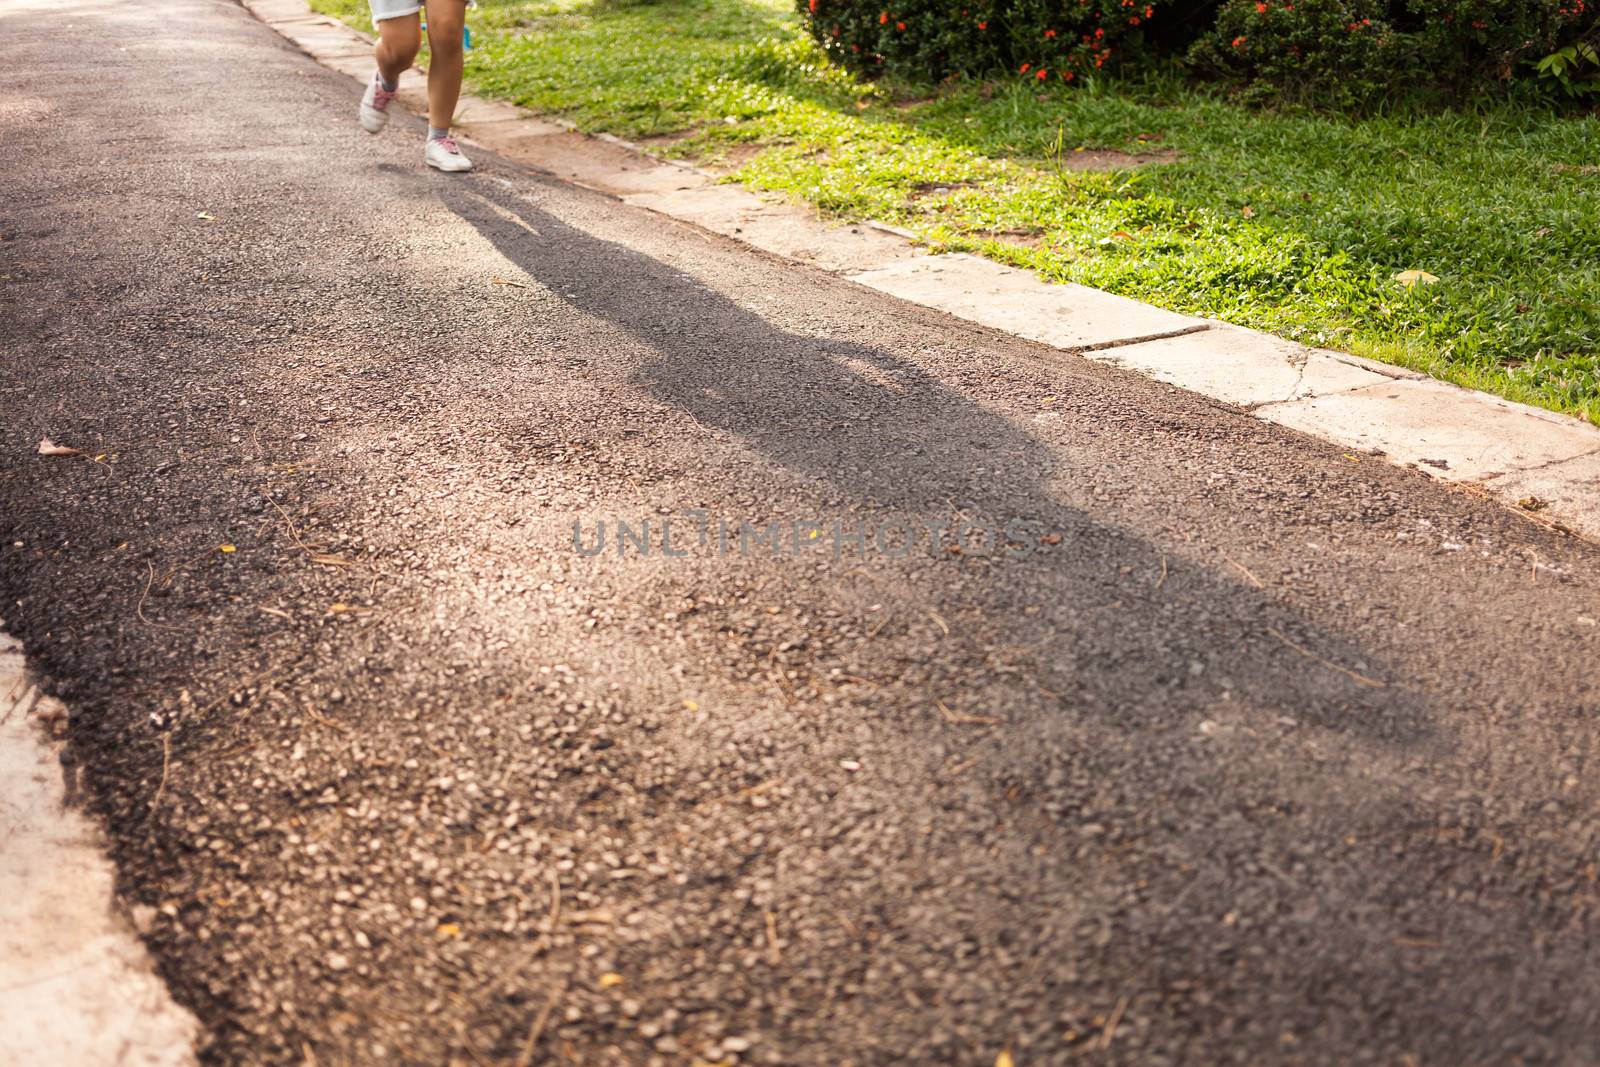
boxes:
[1045,28,1056,37]
[977,19,987,28]
[1036,67,1048,79]
[895,20,905,29]
[1255,1,1266,10]
[1020,62,1031,72]
[1232,34,1246,47]
[878,10,887,23]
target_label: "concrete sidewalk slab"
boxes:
[1485,451,1600,533]
[1089,324,1396,408]
[452,96,534,127]
[318,50,369,77]
[1261,378,1600,482]
[278,24,370,57]
[0,626,200,1067]
[847,253,1207,351]
[481,129,702,196]
[250,0,319,22]
[624,185,920,272]
[456,115,569,142]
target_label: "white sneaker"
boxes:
[425,135,474,173]
[359,72,397,134]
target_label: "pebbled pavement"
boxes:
[3,0,1600,1064]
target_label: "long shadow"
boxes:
[437,173,1429,746]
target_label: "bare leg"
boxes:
[423,0,467,131]
[374,12,421,86]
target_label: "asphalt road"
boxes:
[5,1,1600,1064]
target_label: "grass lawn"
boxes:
[314,0,1600,421]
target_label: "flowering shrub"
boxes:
[1191,0,1596,107]
[1407,0,1594,84]
[1189,0,1399,109]
[798,0,1161,82]
[797,0,1595,103]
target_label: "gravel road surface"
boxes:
[4,1,1600,1063]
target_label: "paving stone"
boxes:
[458,116,570,145]
[395,80,431,113]
[846,253,1205,350]
[1090,324,1394,408]
[321,51,379,79]
[242,0,318,24]
[1484,449,1600,540]
[452,96,532,127]
[622,185,919,273]
[0,627,200,1067]
[485,132,701,196]
[1260,378,1600,482]
[284,27,371,57]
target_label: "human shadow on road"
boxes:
[438,174,1428,747]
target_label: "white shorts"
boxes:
[369,0,421,23]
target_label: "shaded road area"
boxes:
[4,0,1600,1063]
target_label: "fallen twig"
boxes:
[151,734,172,810]
[269,498,316,555]
[1266,626,1385,688]
[945,756,978,778]
[765,909,782,966]
[1100,994,1129,1050]
[705,778,784,808]
[937,700,1000,726]
[136,561,194,632]
[513,978,567,1067]
[1221,551,1264,589]
[304,705,349,734]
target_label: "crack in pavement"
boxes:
[1069,322,1212,354]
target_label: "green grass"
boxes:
[315,0,1600,420]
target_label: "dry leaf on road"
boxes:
[37,438,82,456]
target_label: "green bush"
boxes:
[1190,0,1598,108]
[1407,0,1593,83]
[798,0,1596,107]
[1188,1,1399,109]
[798,0,1161,82]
